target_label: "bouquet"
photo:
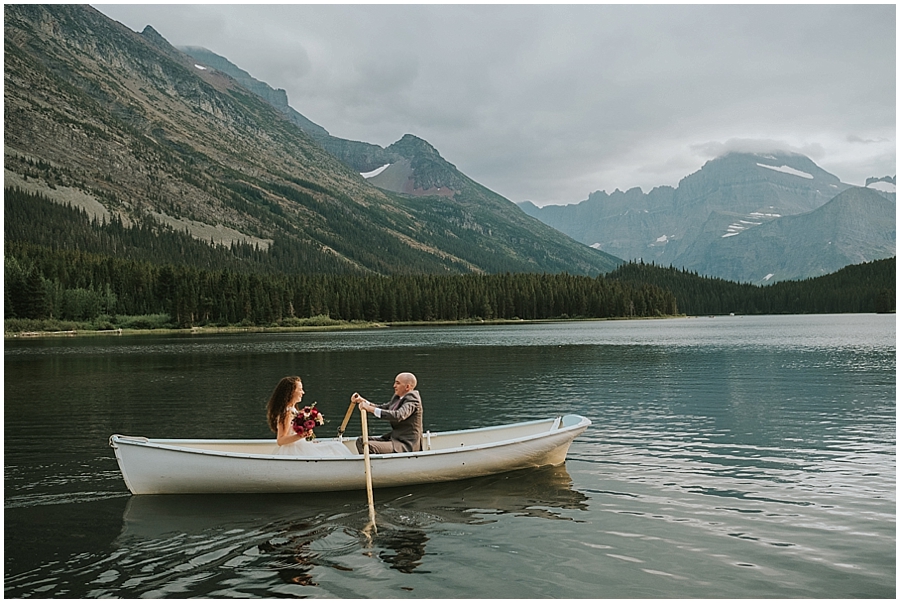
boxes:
[292,403,325,441]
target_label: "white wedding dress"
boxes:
[275,437,355,457]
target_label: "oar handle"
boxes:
[336,399,357,436]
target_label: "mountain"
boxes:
[678,187,896,283]
[179,45,589,263]
[179,46,394,175]
[4,4,619,277]
[520,151,895,282]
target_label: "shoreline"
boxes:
[5,315,684,339]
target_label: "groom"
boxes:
[352,372,423,454]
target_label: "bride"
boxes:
[266,376,354,457]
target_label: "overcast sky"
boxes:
[94,4,895,206]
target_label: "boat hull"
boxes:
[110,415,590,494]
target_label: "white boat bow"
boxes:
[109,414,591,494]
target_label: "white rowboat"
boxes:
[109,414,591,494]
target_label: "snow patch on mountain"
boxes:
[722,211,777,238]
[723,220,761,238]
[361,164,390,178]
[756,163,814,179]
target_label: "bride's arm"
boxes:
[276,414,304,445]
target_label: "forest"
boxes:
[4,188,895,332]
[5,242,678,328]
[607,259,895,316]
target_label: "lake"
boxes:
[4,314,895,598]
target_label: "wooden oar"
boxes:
[336,399,356,440]
[359,406,377,533]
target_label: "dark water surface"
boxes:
[4,315,895,597]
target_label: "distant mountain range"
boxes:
[520,152,895,283]
[5,5,893,285]
[4,4,619,277]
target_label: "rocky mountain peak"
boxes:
[362,133,466,198]
[696,151,842,186]
[140,24,164,41]
[387,134,444,161]
[139,24,178,54]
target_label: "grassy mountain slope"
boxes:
[4,4,618,276]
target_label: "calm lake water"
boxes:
[4,315,895,598]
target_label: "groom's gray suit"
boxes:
[357,390,423,453]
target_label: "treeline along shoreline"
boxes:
[4,188,895,333]
[5,242,679,328]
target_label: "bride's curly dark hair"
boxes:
[266,376,302,433]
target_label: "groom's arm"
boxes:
[377,397,419,422]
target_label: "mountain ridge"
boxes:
[4,4,619,277]
[179,45,485,199]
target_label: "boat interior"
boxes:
[116,416,578,457]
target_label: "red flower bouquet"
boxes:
[292,403,325,441]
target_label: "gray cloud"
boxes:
[94,4,895,204]
[691,139,827,160]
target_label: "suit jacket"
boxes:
[373,390,423,452]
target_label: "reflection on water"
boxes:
[4,315,895,598]
[375,529,429,574]
[118,465,584,537]
[3,467,584,598]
